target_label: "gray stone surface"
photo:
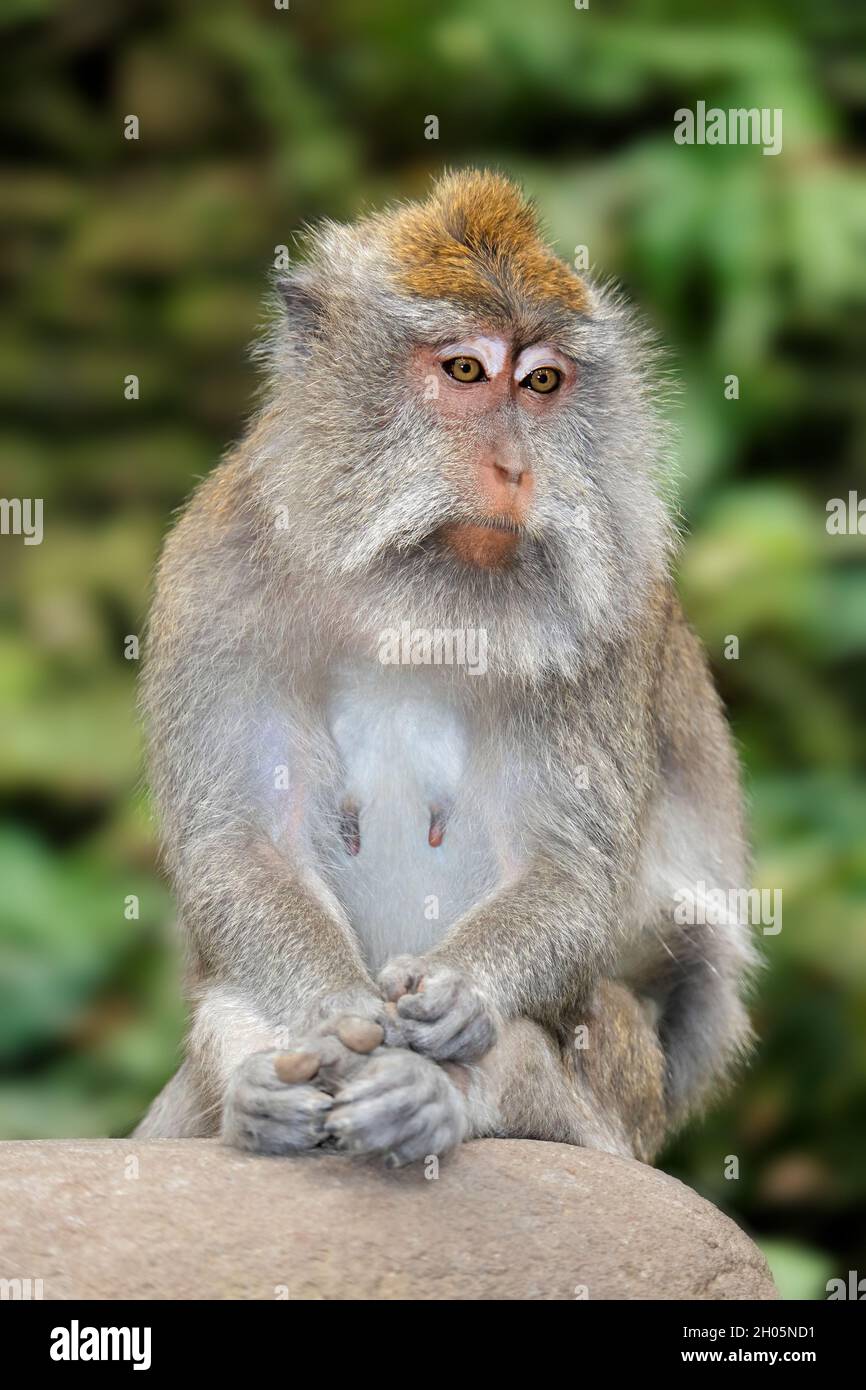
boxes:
[0,1137,777,1300]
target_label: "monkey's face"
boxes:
[259,175,672,679]
[409,332,576,571]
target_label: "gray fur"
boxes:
[135,176,755,1165]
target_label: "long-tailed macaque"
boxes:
[135,171,754,1166]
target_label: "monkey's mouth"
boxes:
[434,519,523,569]
[470,515,523,534]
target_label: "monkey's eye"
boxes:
[522,366,561,394]
[442,355,486,384]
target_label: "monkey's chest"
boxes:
[319,672,509,970]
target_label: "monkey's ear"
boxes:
[275,270,325,349]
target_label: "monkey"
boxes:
[134,170,755,1168]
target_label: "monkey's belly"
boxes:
[323,791,502,970]
[320,671,504,970]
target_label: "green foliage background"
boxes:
[1,0,864,1299]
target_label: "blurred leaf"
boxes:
[758,1240,836,1301]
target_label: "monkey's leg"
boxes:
[221,1014,440,1157]
[133,958,400,1147]
[456,981,669,1163]
[322,981,668,1165]
[132,982,282,1139]
[655,925,754,1128]
[323,1047,467,1166]
[132,835,399,1142]
[134,1060,216,1138]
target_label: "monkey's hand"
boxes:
[314,988,406,1048]
[378,956,498,1063]
[323,1047,467,1167]
[222,1016,387,1155]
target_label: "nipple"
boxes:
[428,802,449,849]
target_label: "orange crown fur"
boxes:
[384,170,588,314]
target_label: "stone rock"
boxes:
[0,1137,777,1300]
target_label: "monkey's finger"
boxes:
[333,1016,385,1053]
[384,1115,463,1167]
[398,995,498,1062]
[406,1012,496,1064]
[273,1051,321,1084]
[226,1091,333,1155]
[381,1004,409,1048]
[440,1014,497,1061]
[378,955,426,1002]
[324,1094,441,1152]
[395,971,460,1022]
[272,1033,349,1086]
[233,1083,333,1124]
[329,1055,441,1110]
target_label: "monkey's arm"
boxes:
[177,834,373,1020]
[137,758,387,1141]
[378,617,664,1053]
[383,598,753,1134]
[136,777,384,1139]
[437,849,621,1019]
[137,476,382,1136]
[378,650,652,1049]
[376,840,633,1072]
[143,496,376,1012]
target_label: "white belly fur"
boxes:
[321,664,503,971]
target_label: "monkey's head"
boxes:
[258,170,673,681]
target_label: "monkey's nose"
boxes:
[482,458,534,517]
[492,459,527,487]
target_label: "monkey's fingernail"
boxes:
[336,1017,385,1053]
[274,1051,320,1084]
[339,800,361,856]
